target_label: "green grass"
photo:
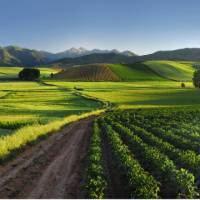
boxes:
[0,60,199,163]
[0,109,104,162]
[144,60,194,81]
[47,81,199,109]
[0,81,100,136]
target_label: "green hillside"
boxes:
[144,60,195,81]
[108,63,165,81]
[53,60,195,82]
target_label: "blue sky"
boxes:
[1,0,200,54]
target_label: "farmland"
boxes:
[0,80,101,162]
[84,108,200,198]
[54,64,120,81]
[0,61,200,198]
[51,60,197,82]
[47,80,200,109]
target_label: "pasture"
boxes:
[47,81,199,109]
[0,81,100,137]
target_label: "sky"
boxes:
[1,0,200,55]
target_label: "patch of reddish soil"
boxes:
[0,117,93,199]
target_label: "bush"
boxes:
[181,83,185,88]
[192,70,200,88]
[18,68,40,81]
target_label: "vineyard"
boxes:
[54,64,120,81]
[84,108,200,198]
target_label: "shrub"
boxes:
[18,68,40,81]
[181,83,185,88]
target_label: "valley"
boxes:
[2,0,200,198]
[0,59,200,198]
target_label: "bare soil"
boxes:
[0,117,93,199]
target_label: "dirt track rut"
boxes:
[0,117,93,198]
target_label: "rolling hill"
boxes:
[144,60,194,81]
[53,61,195,82]
[54,64,120,81]
[108,63,164,81]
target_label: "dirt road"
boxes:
[0,117,93,198]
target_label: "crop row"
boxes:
[104,117,198,198]
[113,111,200,154]
[137,116,200,143]
[107,116,200,179]
[100,118,160,198]
[85,120,107,199]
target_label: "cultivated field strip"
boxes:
[84,109,200,198]
[84,120,107,199]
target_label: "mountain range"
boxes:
[0,46,137,66]
[1,45,200,67]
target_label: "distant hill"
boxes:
[53,61,195,82]
[51,53,134,67]
[0,46,49,66]
[2,45,200,67]
[143,48,200,61]
[51,48,200,67]
[52,47,137,60]
[0,46,137,67]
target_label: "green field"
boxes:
[0,61,198,139]
[0,81,100,136]
[1,61,200,198]
[47,80,199,109]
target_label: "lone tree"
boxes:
[18,68,40,81]
[181,83,185,88]
[193,69,200,88]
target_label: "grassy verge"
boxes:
[0,109,105,164]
